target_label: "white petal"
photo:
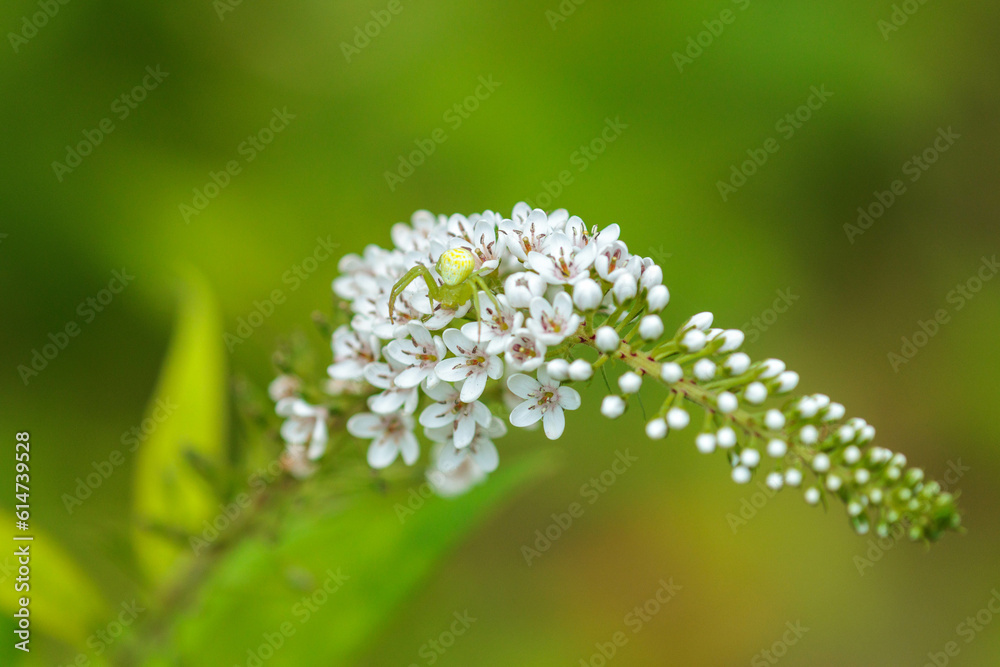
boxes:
[454,414,476,449]
[472,440,499,473]
[435,357,470,382]
[507,373,540,399]
[347,413,382,438]
[419,402,454,428]
[398,433,420,465]
[542,408,566,439]
[459,372,487,402]
[367,439,398,469]
[395,366,427,388]
[558,386,582,411]
[443,328,473,356]
[510,401,542,428]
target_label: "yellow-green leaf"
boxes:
[132,268,227,586]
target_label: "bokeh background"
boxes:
[2,0,999,665]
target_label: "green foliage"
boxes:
[155,450,555,665]
[132,268,228,587]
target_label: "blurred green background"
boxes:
[2,0,999,664]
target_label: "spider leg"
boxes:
[471,275,502,312]
[470,287,484,341]
[389,265,439,323]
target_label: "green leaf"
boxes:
[132,268,227,586]
[158,450,557,665]
[0,512,109,651]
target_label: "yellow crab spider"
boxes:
[389,248,502,326]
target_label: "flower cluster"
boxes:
[270,204,961,542]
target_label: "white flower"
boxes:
[594,241,631,281]
[268,374,301,401]
[527,234,598,285]
[363,361,420,415]
[435,329,504,402]
[504,329,547,372]
[385,321,447,389]
[526,292,583,346]
[507,369,581,439]
[503,272,546,309]
[426,447,488,497]
[328,326,381,381]
[348,411,419,469]
[458,217,502,274]
[499,207,551,261]
[418,382,494,449]
[429,418,505,473]
[276,398,329,460]
[461,293,523,355]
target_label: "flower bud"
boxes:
[595,326,620,352]
[666,407,690,430]
[572,278,604,311]
[638,315,664,340]
[601,395,626,419]
[660,362,683,383]
[546,359,570,381]
[695,433,716,453]
[680,329,707,352]
[724,353,751,375]
[568,359,593,381]
[613,273,638,303]
[645,418,668,440]
[618,371,642,394]
[685,312,714,331]
[731,466,751,484]
[646,285,670,312]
